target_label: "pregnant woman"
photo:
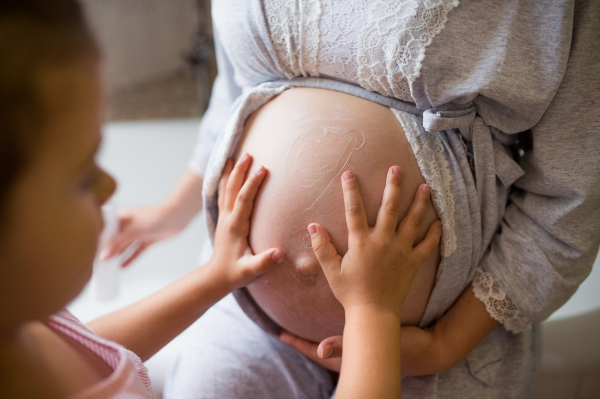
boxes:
[103,1,600,398]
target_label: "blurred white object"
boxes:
[91,203,121,300]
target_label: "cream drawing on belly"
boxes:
[302,232,312,249]
[285,126,365,211]
[285,228,316,253]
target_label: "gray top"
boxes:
[190,0,600,397]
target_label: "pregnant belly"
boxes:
[235,88,440,342]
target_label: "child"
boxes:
[0,2,284,397]
[0,1,440,397]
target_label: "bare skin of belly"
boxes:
[235,88,440,343]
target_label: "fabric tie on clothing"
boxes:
[422,102,477,133]
[422,102,524,188]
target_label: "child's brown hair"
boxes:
[0,0,99,216]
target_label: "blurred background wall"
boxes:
[81,0,215,120]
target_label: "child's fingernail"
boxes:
[319,344,333,359]
[271,250,283,263]
[99,249,111,260]
[391,166,402,177]
[240,153,249,162]
[308,224,317,236]
[255,166,265,176]
[342,171,354,181]
[438,220,443,229]
[422,184,431,195]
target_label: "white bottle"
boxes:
[91,203,121,301]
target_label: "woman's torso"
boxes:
[213,2,573,340]
[235,88,440,342]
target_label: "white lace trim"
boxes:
[264,0,322,78]
[318,0,377,82]
[472,268,530,334]
[392,109,457,257]
[358,0,460,101]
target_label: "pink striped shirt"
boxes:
[46,309,155,399]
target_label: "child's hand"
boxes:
[308,166,441,317]
[209,154,284,289]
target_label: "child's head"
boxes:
[0,0,116,329]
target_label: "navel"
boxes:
[292,255,322,285]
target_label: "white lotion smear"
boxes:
[285,126,365,210]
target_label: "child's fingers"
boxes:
[230,165,266,225]
[308,223,342,276]
[317,335,343,359]
[218,159,234,212]
[225,153,252,211]
[341,171,368,235]
[238,248,284,285]
[413,220,443,265]
[375,166,403,234]
[398,184,431,244]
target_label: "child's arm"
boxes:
[87,155,284,362]
[307,167,441,398]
